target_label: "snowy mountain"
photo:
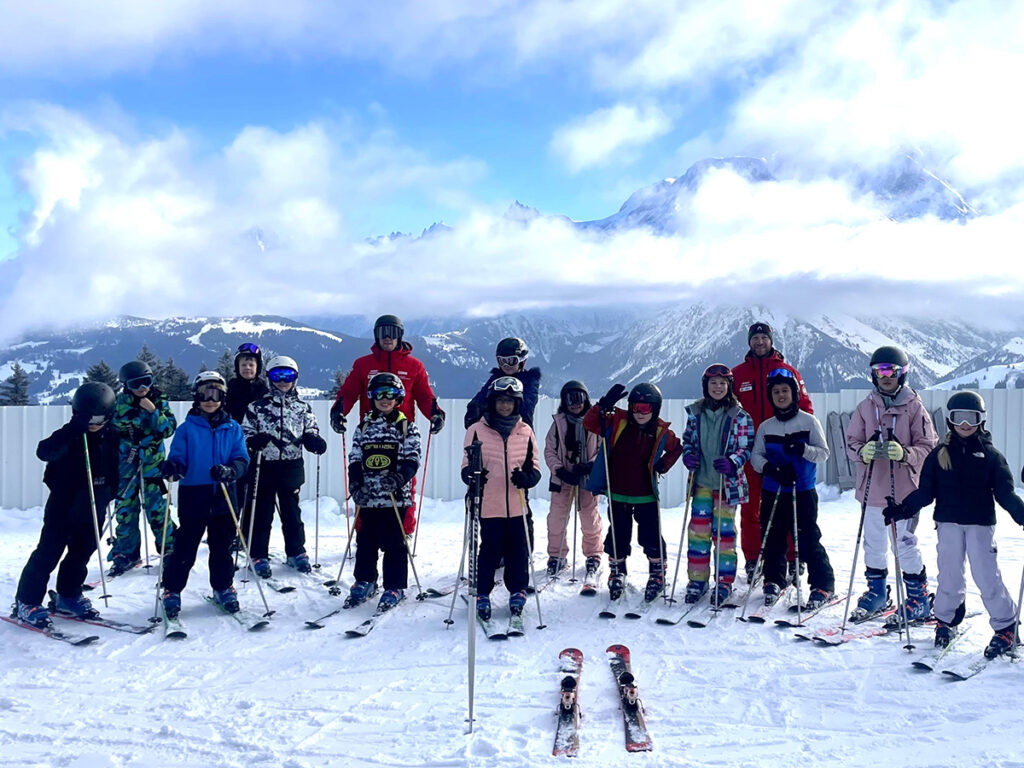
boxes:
[930,337,1024,390]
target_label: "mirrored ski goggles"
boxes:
[371,386,402,401]
[89,414,111,426]
[268,367,298,383]
[237,342,260,356]
[126,375,153,391]
[564,390,587,406]
[948,409,983,427]
[767,367,797,381]
[496,355,525,368]
[703,364,732,379]
[375,324,402,341]
[631,402,654,415]
[196,386,225,402]
[491,376,523,396]
[871,363,906,379]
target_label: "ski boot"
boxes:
[53,593,99,619]
[251,558,272,579]
[230,535,243,554]
[107,554,142,578]
[286,553,312,574]
[744,561,758,584]
[802,588,832,611]
[984,623,1019,659]
[476,594,492,622]
[934,620,956,649]
[643,559,665,603]
[584,556,601,579]
[684,580,708,605]
[900,569,932,621]
[15,600,51,629]
[763,582,783,607]
[377,589,404,612]
[608,559,626,601]
[546,556,566,577]
[162,590,181,620]
[213,586,240,614]
[344,580,378,609]
[509,590,527,617]
[712,582,732,607]
[786,560,805,586]
[851,568,890,621]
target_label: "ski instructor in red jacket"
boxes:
[731,321,812,581]
[330,314,445,532]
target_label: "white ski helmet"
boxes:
[192,370,227,394]
[266,355,299,384]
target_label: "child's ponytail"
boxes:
[937,432,953,471]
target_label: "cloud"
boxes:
[550,104,671,172]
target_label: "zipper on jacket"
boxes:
[503,435,512,518]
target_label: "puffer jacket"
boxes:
[751,410,829,493]
[845,387,938,506]
[243,387,321,463]
[348,409,421,508]
[681,400,754,506]
[462,417,541,519]
[112,387,177,479]
[465,367,542,429]
[166,409,249,488]
[582,406,682,501]
[544,412,598,491]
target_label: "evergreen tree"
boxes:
[159,358,192,401]
[216,349,234,380]
[0,362,30,405]
[328,367,346,400]
[85,361,119,389]
[138,344,162,372]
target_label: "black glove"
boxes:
[783,435,805,457]
[159,459,185,481]
[347,462,363,497]
[210,464,236,483]
[330,409,346,434]
[510,466,538,489]
[430,402,446,435]
[763,462,797,486]
[883,496,915,525]
[302,433,327,455]
[248,433,272,451]
[70,412,93,434]
[653,457,669,475]
[555,467,578,486]
[598,383,629,412]
[574,461,594,479]
[461,466,489,486]
[378,472,403,494]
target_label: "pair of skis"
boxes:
[552,645,653,757]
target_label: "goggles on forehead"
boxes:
[871,363,905,379]
[268,367,298,383]
[565,390,587,406]
[237,342,260,356]
[89,414,110,426]
[496,355,525,368]
[371,386,401,401]
[948,409,983,427]
[767,367,797,381]
[631,402,654,415]
[703,363,732,379]
[127,375,153,391]
[492,376,523,396]
[196,386,224,403]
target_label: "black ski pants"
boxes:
[354,507,409,590]
[603,499,665,564]
[162,485,236,593]
[760,488,835,592]
[250,471,305,560]
[478,516,529,596]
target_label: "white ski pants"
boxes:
[862,506,924,575]
[934,522,1017,630]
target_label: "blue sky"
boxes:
[0,1,1022,337]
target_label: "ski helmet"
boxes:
[118,360,154,391]
[72,382,116,420]
[559,380,590,412]
[701,363,734,400]
[374,315,404,345]
[495,337,529,369]
[488,376,524,415]
[628,382,662,420]
[765,367,799,403]
[946,390,986,428]
[266,355,299,385]
[368,372,405,404]
[234,342,263,376]
[869,346,910,390]
[192,370,227,395]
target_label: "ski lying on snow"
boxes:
[553,648,583,757]
[773,593,846,628]
[623,592,665,620]
[656,592,710,626]
[305,607,344,629]
[162,605,187,639]
[46,590,155,634]
[203,596,270,631]
[478,613,507,640]
[345,599,404,638]
[0,613,100,645]
[811,612,942,646]
[911,626,974,671]
[740,586,794,624]
[599,591,626,619]
[686,600,731,629]
[941,650,1016,681]
[607,644,652,752]
[793,605,896,642]
[506,613,526,637]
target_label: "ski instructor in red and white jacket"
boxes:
[731,321,812,581]
[330,314,446,532]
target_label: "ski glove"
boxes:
[860,442,881,463]
[210,464,236,483]
[682,453,700,471]
[248,433,273,452]
[555,467,579,486]
[378,472,404,494]
[597,383,628,412]
[882,496,915,525]
[763,462,797,487]
[302,433,327,455]
[653,457,669,475]
[69,412,92,434]
[430,401,446,435]
[159,459,185,482]
[330,408,346,434]
[713,457,737,477]
[573,461,594,479]
[510,466,540,489]
[783,435,805,457]
[461,466,488,486]
[883,440,905,462]
[348,462,363,497]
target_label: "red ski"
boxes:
[606,644,652,752]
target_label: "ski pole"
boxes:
[313,454,321,569]
[737,486,781,621]
[569,484,579,584]
[463,439,483,735]
[444,499,473,627]
[139,462,152,570]
[667,471,695,605]
[713,476,724,609]
[600,432,621,574]
[839,429,880,637]
[791,481,803,626]
[150,482,174,624]
[82,434,111,608]
[326,506,361,593]
[412,430,432,558]
[887,427,913,651]
[220,482,274,617]
[389,492,425,599]
[518,487,547,629]
[1011,558,1024,661]
[653,472,668,604]
[238,453,262,580]
[342,431,353,557]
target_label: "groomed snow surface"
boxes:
[3,491,1024,768]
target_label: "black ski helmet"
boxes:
[869,346,911,390]
[487,375,524,415]
[628,382,662,420]
[765,367,799,403]
[946,390,986,429]
[72,382,116,419]
[118,360,153,390]
[368,372,405,404]
[234,342,263,376]
[495,337,529,368]
[374,315,404,345]
[701,363,734,400]
[559,380,590,412]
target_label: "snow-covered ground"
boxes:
[3,491,1024,768]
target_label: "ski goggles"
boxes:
[89,414,111,426]
[631,402,654,415]
[564,390,587,406]
[948,409,983,427]
[237,342,261,356]
[496,355,526,368]
[703,363,732,380]
[375,324,402,341]
[126,375,153,391]
[871,363,906,379]
[371,386,402,401]
[196,386,225,402]
[268,367,298,383]
[767,367,797,381]
[491,376,524,396]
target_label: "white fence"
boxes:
[2,390,1022,510]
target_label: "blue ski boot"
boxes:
[509,590,527,617]
[16,600,50,629]
[607,559,627,601]
[901,569,932,621]
[344,580,377,609]
[251,558,272,579]
[213,586,240,614]
[286,553,312,574]
[54,593,99,619]
[712,582,732,607]
[684,580,708,605]
[162,590,181,619]
[852,568,889,620]
[476,594,492,622]
[377,589,404,612]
